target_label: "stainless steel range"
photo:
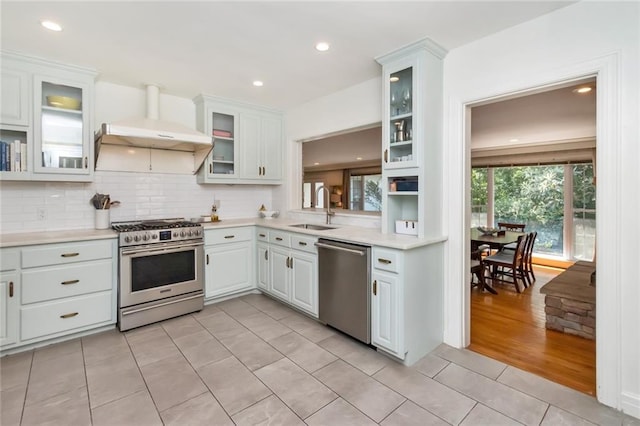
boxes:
[112,218,204,331]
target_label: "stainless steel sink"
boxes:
[289,223,336,231]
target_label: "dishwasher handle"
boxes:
[315,242,367,256]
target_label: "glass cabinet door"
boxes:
[34,77,91,175]
[205,110,237,179]
[385,66,416,170]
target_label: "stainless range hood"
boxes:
[95,85,212,174]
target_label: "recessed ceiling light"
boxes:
[389,76,400,83]
[41,20,62,32]
[356,157,363,160]
[252,80,263,87]
[315,42,330,52]
[573,86,592,94]
[313,162,320,166]
[509,138,519,143]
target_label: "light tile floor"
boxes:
[1,293,638,426]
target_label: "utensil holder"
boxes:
[95,209,110,230]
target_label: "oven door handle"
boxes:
[121,293,204,316]
[121,241,204,256]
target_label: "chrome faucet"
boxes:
[316,186,335,224]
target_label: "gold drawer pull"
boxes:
[298,242,307,246]
[61,279,80,285]
[60,312,79,319]
[224,235,235,239]
[378,258,392,264]
[9,281,14,298]
[259,233,266,237]
[61,253,79,258]
[275,237,283,241]
[373,280,377,295]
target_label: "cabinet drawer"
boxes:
[256,228,269,242]
[205,227,253,245]
[22,240,113,268]
[20,291,112,341]
[0,249,19,271]
[372,247,400,273]
[269,231,291,248]
[21,259,113,305]
[290,234,317,254]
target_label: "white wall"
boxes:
[0,82,275,233]
[443,1,639,416]
[281,77,382,218]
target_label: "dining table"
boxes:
[470,228,526,251]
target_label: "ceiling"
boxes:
[1,1,574,110]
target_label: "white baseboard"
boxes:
[621,391,640,420]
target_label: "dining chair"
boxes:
[500,231,537,286]
[497,222,526,232]
[483,234,528,293]
[470,248,493,293]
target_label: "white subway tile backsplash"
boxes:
[0,171,274,233]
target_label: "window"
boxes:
[349,173,382,211]
[472,163,595,261]
[302,180,325,208]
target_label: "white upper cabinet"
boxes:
[194,95,283,185]
[0,51,96,182]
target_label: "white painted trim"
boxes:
[445,52,621,409]
[621,392,640,419]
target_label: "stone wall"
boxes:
[544,295,595,339]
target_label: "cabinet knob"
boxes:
[60,312,79,319]
[384,149,388,163]
[206,254,209,264]
[265,251,268,261]
[298,242,307,246]
[61,252,79,258]
[378,258,392,265]
[224,235,235,239]
[61,279,80,285]
[84,157,88,169]
[275,237,283,241]
[9,281,13,298]
[373,280,377,296]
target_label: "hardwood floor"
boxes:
[469,265,597,396]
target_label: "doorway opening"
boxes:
[466,78,597,395]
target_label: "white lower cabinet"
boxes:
[263,230,318,317]
[371,270,402,356]
[204,227,254,299]
[0,270,19,348]
[371,246,405,359]
[0,239,117,351]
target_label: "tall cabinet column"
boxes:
[376,39,447,239]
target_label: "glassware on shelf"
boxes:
[390,91,400,116]
[402,88,412,114]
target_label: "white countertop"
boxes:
[1,218,446,250]
[202,218,447,250]
[0,229,118,248]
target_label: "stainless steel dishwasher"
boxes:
[316,238,371,344]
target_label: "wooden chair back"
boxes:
[497,222,526,232]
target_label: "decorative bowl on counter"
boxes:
[259,210,280,219]
[477,226,498,235]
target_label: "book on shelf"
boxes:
[0,140,27,172]
[212,129,232,138]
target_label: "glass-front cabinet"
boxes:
[208,110,237,178]
[34,78,91,174]
[0,51,95,182]
[386,66,416,169]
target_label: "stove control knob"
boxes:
[187,230,193,237]
[173,232,179,238]
[180,230,186,237]
[152,234,158,239]
[134,235,141,242]
[142,234,150,241]
[124,235,132,243]
[195,229,202,236]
